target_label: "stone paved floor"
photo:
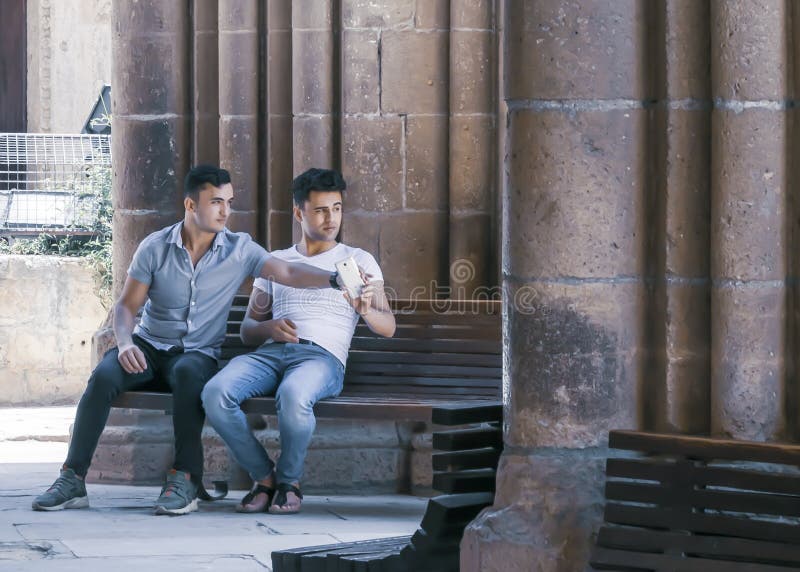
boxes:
[0,407,427,571]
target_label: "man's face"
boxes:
[295,190,343,243]
[187,183,234,233]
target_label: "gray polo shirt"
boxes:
[127,222,271,361]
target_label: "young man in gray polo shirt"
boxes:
[32,165,351,516]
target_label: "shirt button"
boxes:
[191,301,196,306]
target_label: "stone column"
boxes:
[648,1,711,434]
[111,0,190,294]
[710,1,791,441]
[264,0,294,249]
[449,0,495,298]
[218,0,260,239]
[462,1,650,569]
[192,0,219,165]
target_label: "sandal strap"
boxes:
[240,483,275,506]
[273,482,303,506]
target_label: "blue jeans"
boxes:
[201,342,344,484]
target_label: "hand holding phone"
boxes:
[335,257,366,298]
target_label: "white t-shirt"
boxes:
[253,243,383,365]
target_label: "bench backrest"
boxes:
[221,297,502,402]
[591,430,800,570]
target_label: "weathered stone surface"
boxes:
[711,284,786,440]
[292,30,334,114]
[505,108,646,279]
[342,0,415,28]
[342,30,380,114]
[112,117,189,211]
[381,31,448,114]
[506,0,650,100]
[342,117,404,211]
[450,30,493,114]
[293,116,334,171]
[291,0,332,29]
[113,0,188,35]
[113,35,189,116]
[450,115,494,211]
[415,0,449,29]
[267,210,294,251]
[218,32,259,116]
[225,211,259,238]
[266,115,294,211]
[267,30,293,114]
[339,212,382,260]
[711,109,788,281]
[192,116,220,165]
[268,0,291,30]
[0,256,106,406]
[503,279,642,448]
[192,0,218,32]
[711,0,790,100]
[450,214,493,298]
[659,108,711,277]
[663,0,710,99]
[451,0,493,29]
[218,0,258,31]
[219,116,259,212]
[406,115,448,210]
[461,450,606,572]
[379,213,448,298]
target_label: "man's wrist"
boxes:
[329,272,341,290]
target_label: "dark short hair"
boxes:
[291,168,346,206]
[184,165,231,199]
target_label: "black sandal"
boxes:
[268,483,303,514]
[236,483,275,513]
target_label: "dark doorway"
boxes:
[0,0,27,132]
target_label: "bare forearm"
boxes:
[263,259,332,289]
[240,317,273,346]
[113,303,137,347]
[361,308,396,337]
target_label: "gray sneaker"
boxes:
[154,469,198,516]
[32,467,89,511]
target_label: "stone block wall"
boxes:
[0,256,107,405]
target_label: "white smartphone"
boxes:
[335,257,365,298]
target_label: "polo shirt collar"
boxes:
[168,222,226,251]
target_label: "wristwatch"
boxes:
[329,272,341,290]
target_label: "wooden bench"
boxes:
[590,430,800,571]
[112,297,502,422]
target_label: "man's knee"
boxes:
[200,375,238,415]
[169,357,216,394]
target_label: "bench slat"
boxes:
[607,458,800,496]
[355,324,500,340]
[591,546,796,572]
[346,362,501,378]
[432,469,496,494]
[596,526,800,566]
[348,351,501,367]
[606,481,800,518]
[432,427,503,451]
[609,430,800,466]
[432,448,502,472]
[604,503,800,545]
[349,337,501,354]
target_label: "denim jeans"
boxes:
[201,342,345,484]
[65,335,218,479]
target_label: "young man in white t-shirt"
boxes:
[202,168,396,514]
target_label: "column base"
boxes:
[461,448,607,572]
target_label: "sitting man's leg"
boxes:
[154,350,218,516]
[271,344,344,514]
[33,341,158,511]
[202,346,282,512]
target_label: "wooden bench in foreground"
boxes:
[590,430,800,571]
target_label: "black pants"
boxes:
[65,335,218,480]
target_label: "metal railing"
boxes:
[0,133,111,237]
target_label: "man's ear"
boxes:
[184,196,195,212]
[293,204,303,224]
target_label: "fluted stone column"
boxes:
[462,1,650,569]
[218,0,260,239]
[192,0,219,165]
[449,0,495,297]
[649,1,711,434]
[111,0,191,295]
[710,1,791,441]
[264,0,294,249]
